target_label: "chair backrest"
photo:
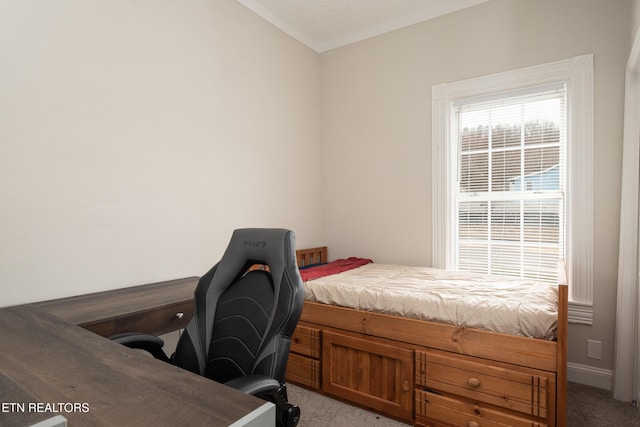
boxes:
[174,228,304,385]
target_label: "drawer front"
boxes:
[291,325,321,359]
[415,390,547,427]
[416,349,549,417]
[323,330,414,422]
[286,353,321,389]
[114,301,193,336]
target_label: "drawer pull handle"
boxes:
[468,422,480,427]
[175,312,184,319]
[402,380,410,392]
[467,377,481,388]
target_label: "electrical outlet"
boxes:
[587,339,602,360]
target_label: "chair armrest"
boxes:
[110,332,171,363]
[224,375,280,395]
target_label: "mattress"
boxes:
[303,263,558,340]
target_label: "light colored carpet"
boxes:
[287,382,640,427]
[288,383,406,426]
[566,381,640,427]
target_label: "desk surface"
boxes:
[1,296,273,426]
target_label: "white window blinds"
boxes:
[451,85,566,284]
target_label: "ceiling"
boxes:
[236,0,490,53]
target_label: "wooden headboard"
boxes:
[296,246,327,267]
[247,246,327,273]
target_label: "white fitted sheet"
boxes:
[303,263,558,340]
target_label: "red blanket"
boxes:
[299,257,372,281]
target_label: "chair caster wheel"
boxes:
[286,405,300,427]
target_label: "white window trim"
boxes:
[432,54,594,324]
[612,28,640,402]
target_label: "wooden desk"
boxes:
[1,280,275,427]
[30,277,199,337]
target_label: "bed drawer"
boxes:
[415,390,547,427]
[323,330,414,422]
[291,324,321,359]
[286,353,321,389]
[415,349,550,418]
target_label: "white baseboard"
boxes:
[567,362,613,391]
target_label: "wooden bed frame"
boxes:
[288,247,568,427]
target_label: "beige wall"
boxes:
[320,0,631,376]
[0,0,322,306]
[633,0,640,41]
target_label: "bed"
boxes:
[286,247,567,427]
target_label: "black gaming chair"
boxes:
[112,228,304,427]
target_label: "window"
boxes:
[452,86,566,284]
[432,55,594,323]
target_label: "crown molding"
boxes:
[237,0,489,53]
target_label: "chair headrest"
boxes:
[212,228,298,294]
